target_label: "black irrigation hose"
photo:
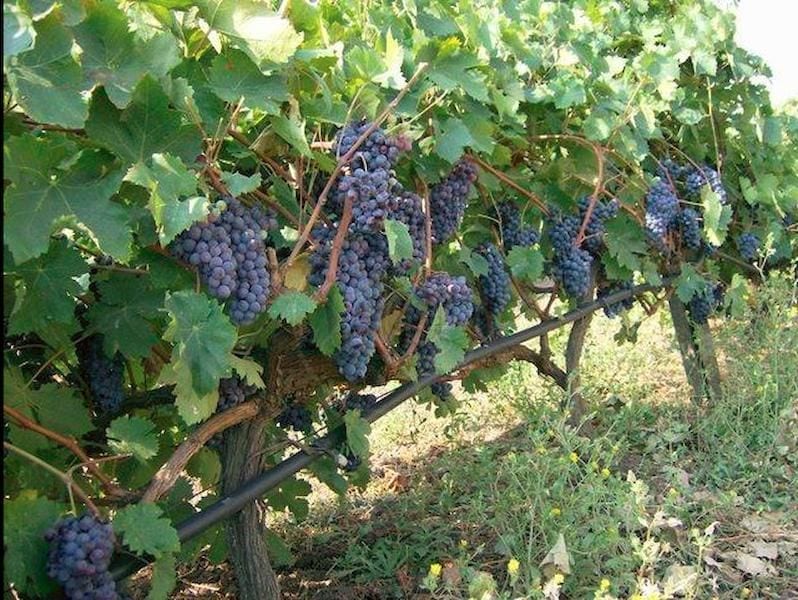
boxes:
[111,279,669,581]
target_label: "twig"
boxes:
[464,154,549,215]
[247,188,301,227]
[227,129,295,183]
[420,180,433,274]
[4,441,99,515]
[284,62,429,270]
[3,405,126,496]
[312,196,354,303]
[141,400,262,503]
[398,312,428,365]
[374,333,398,370]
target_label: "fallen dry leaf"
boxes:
[540,533,572,576]
[748,540,779,560]
[734,552,778,577]
[662,563,698,596]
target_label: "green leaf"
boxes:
[701,187,732,246]
[107,416,160,461]
[268,290,317,326]
[6,13,88,128]
[208,49,289,113]
[162,290,237,415]
[428,53,489,102]
[427,306,469,374]
[196,0,303,68]
[605,216,646,272]
[4,3,35,57]
[186,447,221,487]
[309,286,343,356]
[3,493,62,597]
[675,264,706,303]
[114,504,180,559]
[343,409,371,459]
[725,273,748,318]
[270,114,313,158]
[384,219,414,264]
[8,240,87,335]
[126,153,206,245]
[86,275,163,359]
[3,137,128,264]
[583,110,613,141]
[264,530,294,568]
[221,171,262,197]
[436,117,474,163]
[307,456,349,495]
[74,1,180,108]
[229,355,265,389]
[147,553,177,600]
[86,77,203,165]
[373,29,406,89]
[266,476,311,521]
[460,247,489,277]
[507,246,544,282]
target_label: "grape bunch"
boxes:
[44,513,119,600]
[547,212,593,299]
[685,165,727,204]
[471,306,497,342]
[430,159,479,244]
[576,196,619,255]
[416,340,452,401]
[413,273,475,326]
[687,283,723,325]
[388,190,427,274]
[334,120,410,169]
[335,390,378,415]
[737,232,760,262]
[476,243,512,316]
[77,335,124,414]
[677,208,702,250]
[217,375,256,412]
[171,198,277,325]
[597,281,635,318]
[310,224,388,381]
[276,402,314,433]
[658,158,690,182]
[496,201,538,251]
[644,179,679,249]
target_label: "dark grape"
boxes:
[736,232,760,262]
[597,280,635,318]
[496,201,539,251]
[217,375,256,412]
[430,159,478,244]
[685,165,727,204]
[678,207,702,250]
[687,282,723,325]
[416,340,452,401]
[76,335,124,414]
[644,179,679,249]
[476,243,511,316]
[658,158,690,182]
[546,212,592,299]
[576,196,619,255]
[335,390,378,415]
[276,402,313,433]
[413,273,474,326]
[334,120,410,169]
[44,513,118,600]
[389,190,427,274]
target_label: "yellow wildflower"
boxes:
[601,467,611,478]
[536,445,548,455]
[550,507,561,517]
[553,572,565,585]
[429,563,442,578]
[569,451,579,463]
[600,578,611,591]
[507,558,520,576]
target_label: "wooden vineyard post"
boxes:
[564,267,598,427]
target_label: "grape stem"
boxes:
[227,128,295,184]
[3,405,128,498]
[312,195,354,303]
[464,154,549,215]
[283,62,429,270]
[3,441,99,516]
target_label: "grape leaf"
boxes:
[460,247,489,277]
[343,410,371,459]
[384,219,414,264]
[5,13,88,128]
[310,286,343,356]
[605,216,646,272]
[8,240,87,336]
[428,53,489,102]
[725,273,748,318]
[270,114,313,158]
[107,416,160,461]
[229,355,265,388]
[268,290,317,326]
[163,290,237,397]
[186,448,221,487]
[3,493,63,597]
[86,76,203,165]
[221,170,262,197]
[3,137,127,264]
[148,553,177,600]
[675,263,707,302]
[86,275,163,359]
[4,3,35,57]
[701,187,732,247]
[208,49,289,113]
[284,254,310,291]
[158,360,219,426]
[114,503,180,559]
[264,530,295,567]
[74,1,180,108]
[428,307,469,374]
[307,456,349,495]
[266,477,312,521]
[507,246,544,282]
[436,117,475,163]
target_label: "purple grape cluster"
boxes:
[389,190,427,274]
[677,208,702,250]
[597,280,635,318]
[335,390,378,415]
[171,198,277,325]
[658,158,690,182]
[416,340,452,401]
[644,179,680,249]
[76,335,124,414]
[685,165,727,204]
[413,273,475,326]
[334,120,411,168]
[476,243,512,316]
[687,282,724,325]
[430,159,479,244]
[496,201,539,250]
[276,402,313,433]
[310,224,388,382]
[44,513,118,600]
[736,232,760,261]
[546,212,593,299]
[217,375,257,412]
[576,196,619,255]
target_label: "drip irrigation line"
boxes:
[111,278,670,581]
